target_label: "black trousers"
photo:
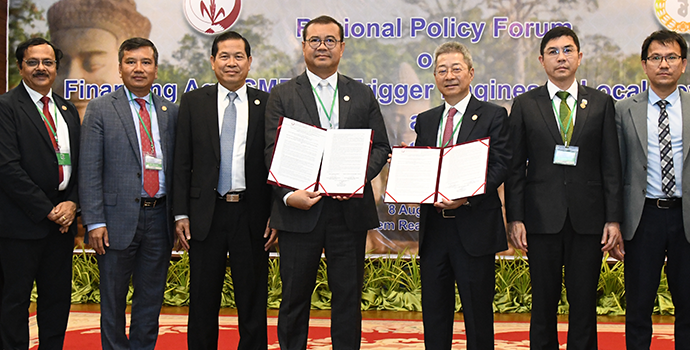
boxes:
[277,199,367,350]
[625,203,690,350]
[420,210,496,350]
[527,215,603,350]
[187,198,269,350]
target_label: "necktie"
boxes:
[555,91,573,143]
[135,98,159,198]
[218,91,237,195]
[657,100,677,197]
[441,107,458,147]
[318,80,333,128]
[40,96,63,183]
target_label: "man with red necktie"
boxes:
[0,37,80,349]
[79,37,178,350]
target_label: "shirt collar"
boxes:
[218,82,247,103]
[445,93,472,116]
[648,87,680,107]
[22,81,53,105]
[547,79,579,100]
[306,69,338,90]
[123,86,153,105]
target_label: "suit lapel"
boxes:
[681,91,690,163]
[296,72,321,126]
[569,84,590,146]
[16,84,55,151]
[630,91,649,160]
[456,96,481,143]
[112,88,143,164]
[206,85,221,163]
[151,94,170,172]
[245,87,260,160]
[337,74,350,128]
[535,85,563,144]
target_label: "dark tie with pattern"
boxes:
[657,100,677,197]
[40,96,63,183]
[135,98,159,198]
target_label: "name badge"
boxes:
[145,154,163,171]
[57,152,71,165]
[553,145,578,166]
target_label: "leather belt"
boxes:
[441,209,456,219]
[645,197,681,209]
[220,192,244,202]
[141,196,165,208]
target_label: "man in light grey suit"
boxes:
[615,30,690,349]
[79,38,178,350]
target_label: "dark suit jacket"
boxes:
[80,88,178,249]
[505,83,623,235]
[173,84,272,241]
[415,97,510,256]
[616,89,690,243]
[0,83,80,238]
[264,72,391,233]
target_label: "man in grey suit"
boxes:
[79,37,178,350]
[615,29,690,349]
[265,15,390,350]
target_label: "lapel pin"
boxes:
[254,99,261,105]
[580,99,588,109]
[344,95,350,102]
[161,106,167,112]
[61,105,67,111]
[472,114,478,121]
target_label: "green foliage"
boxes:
[8,0,49,88]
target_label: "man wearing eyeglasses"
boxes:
[264,15,390,350]
[413,41,510,350]
[0,38,80,349]
[615,30,690,349]
[505,26,623,350]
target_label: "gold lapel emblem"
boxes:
[471,114,478,121]
[580,99,588,109]
[254,99,261,105]
[61,105,67,111]
[344,95,350,102]
[162,106,168,112]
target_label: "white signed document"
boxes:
[320,129,373,197]
[384,137,490,203]
[268,117,372,197]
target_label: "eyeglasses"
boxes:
[23,59,57,68]
[544,47,577,58]
[645,55,682,66]
[306,37,341,49]
[435,66,464,77]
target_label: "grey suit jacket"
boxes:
[615,89,690,243]
[79,88,178,250]
[264,72,391,233]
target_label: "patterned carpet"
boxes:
[28,312,676,349]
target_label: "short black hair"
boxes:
[15,37,63,70]
[641,30,688,60]
[211,31,251,58]
[540,26,580,56]
[118,37,159,65]
[302,15,344,42]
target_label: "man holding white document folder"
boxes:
[264,15,390,350]
[413,41,510,350]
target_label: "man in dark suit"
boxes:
[173,31,274,350]
[0,37,80,349]
[264,15,390,350]
[414,42,510,350]
[616,30,690,349]
[79,38,178,350]
[505,26,623,350]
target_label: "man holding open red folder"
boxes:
[414,41,511,350]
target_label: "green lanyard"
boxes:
[551,98,576,146]
[128,90,156,153]
[437,109,464,148]
[35,100,60,148]
[312,83,338,128]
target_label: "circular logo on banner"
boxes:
[655,0,690,33]
[183,0,242,35]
